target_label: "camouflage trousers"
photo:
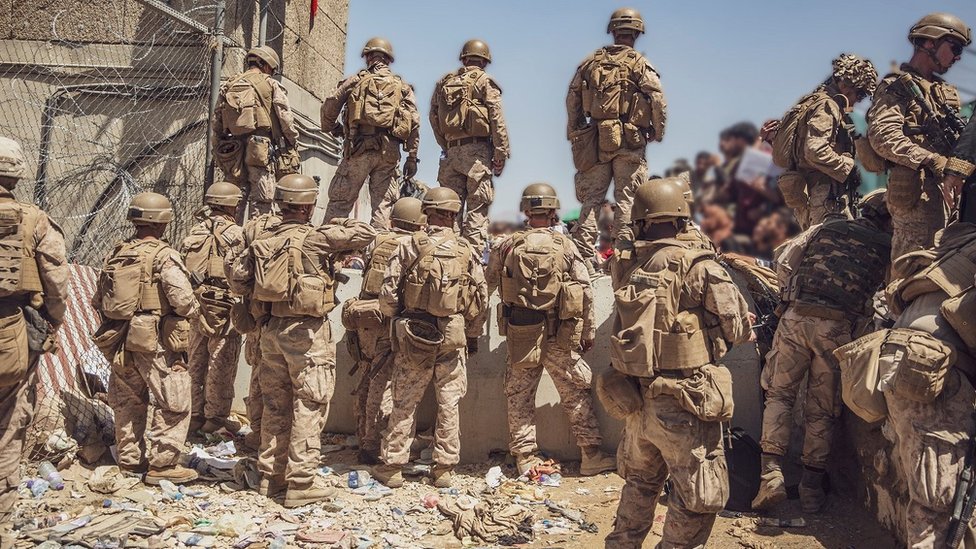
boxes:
[573,146,646,261]
[885,369,976,548]
[0,356,37,518]
[324,141,400,229]
[606,381,728,549]
[381,334,467,467]
[109,347,191,470]
[258,316,336,488]
[505,339,601,456]
[230,137,276,222]
[759,309,850,469]
[353,324,394,454]
[887,172,947,270]
[188,325,242,421]
[243,332,263,441]
[438,141,494,254]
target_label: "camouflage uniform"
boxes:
[867,64,960,266]
[321,62,420,229]
[567,45,667,259]
[606,238,751,549]
[430,66,509,253]
[0,187,69,519]
[212,70,298,220]
[378,226,487,468]
[182,213,244,426]
[484,229,602,457]
[95,240,200,472]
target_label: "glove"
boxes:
[403,157,418,178]
[580,338,594,353]
[467,337,479,354]
[492,155,506,177]
[925,153,948,178]
[330,123,344,138]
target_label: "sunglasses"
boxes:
[945,40,964,57]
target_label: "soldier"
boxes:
[773,54,878,229]
[942,106,976,211]
[372,187,487,489]
[346,197,425,464]
[93,192,200,485]
[181,182,244,435]
[485,183,615,476]
[567,7,667,273]
[321,38,421,229]
[430,39,510,254]
[0,137,69,523]
[238,174,375,507]
[213,46,299,221]
[603,177,752,548]
[866,13,970,267]
[752,191,891,513]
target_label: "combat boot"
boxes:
[189,416,205,434]
[431,465,454,488]
[283,478,336,508]
[357,449,379,466]
[515,453,543,476]
[144,465,198,486]
[243,430,262,452]
[580,447,616,476]
[751,454,787,510]
[799,467,827,513]
[258,474,286,499]
[372,463,404,488]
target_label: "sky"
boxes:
[344,0,976,220]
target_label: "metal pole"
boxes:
[258,0,270,47]
[204,0,225,192]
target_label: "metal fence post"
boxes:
[204,0,226,192]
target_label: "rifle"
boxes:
[896,74,965,156]
[840,110,863,214]
[947,412,976,548]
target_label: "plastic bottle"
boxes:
[29,478,49,498]
[269,535,286,549]
[38,461,64,490]
[158,479,183,500]
[348,470,359,489]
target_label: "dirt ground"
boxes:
[6,433,897,548]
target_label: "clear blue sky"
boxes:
[345,0,976,220]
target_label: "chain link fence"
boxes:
[0,0,231,462]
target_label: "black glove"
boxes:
[403,157,418,178]
[467,337,479,354]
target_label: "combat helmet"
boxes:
[362,37,395,62]
[0,136,26,187]
[204,182,243,207]
[520,182,560,214]
[832,54,878,97]
[668,173,695,209]
[275,174,318,205]
[909,13,971,46]
[859,188,889,222]
[247,46,280,72]
[390,197,425,229]
[459,39,491,63]
[632,177,690,222]
[607,8,644,35]
[421,187,461,213]
[128,192,174,225]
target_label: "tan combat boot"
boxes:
[580,447,616,476]
[243,430,262,452]
[515,453,543,476]
[258,474,286,499]
[751,454,787,510]
[144,465,199,485]
[431,465,453,488]
[188,416,205,434]
[284,478,336,508]
[372,463,404,488]
[799,468,826,513]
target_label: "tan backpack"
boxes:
[581,48,641,121]
[0,201,42,298]
[500,229,569,312]
[435,70,491,141]
[97,240,167,320]
[251,224,335,317]
[402,232,473,318]
[181,218,232,286]
[771,92,824,170]
[219,72,274,137]
[361,232,402,299]
[346,71,409,139]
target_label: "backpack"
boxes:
[251,224,335,317]
[181,218,233,286]
[97,240,167,320]
[771,92,823,169]
[402,232,473,318]
[581,48,640,120]
[0,200,42,298]
[219,72,273,137]
[435,70,491,141]
[500,229,568,312]
[347,71,404,132]
[362,232,402,299]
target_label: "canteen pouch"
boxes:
[558,280,584,320]
[0,312,28,388]
[160,315,191,353]
[569,124,598,172]
[777,171,808,210]
[341,297,384,331]
[506,320,545,368]
[91,319,128,363]
[648,364,734,422]
[215,138,245,183]
[245,135,271,168]
[628,91,652,129]
[597,118,623,153]
[596,368,643,419]
[886,166,922,209]
[834,329,891,423]
[126,313,159,353]
[290,274,332,317]
[555,317,582,352]
[884,328,956,403]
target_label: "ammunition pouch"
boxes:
[882,328,956,403]
[648,364,734,422]
[275,145,301,178]
[569,124,599,172]
[245,135,272,168]
[596,368,643,420]
[886,165,923,209]
[341,297,384,331]
[0,311,28,387]
[597,118,623,153]
[125,313,159,354]
[160,314,191,354]
[834,329,891,423]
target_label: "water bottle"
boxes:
[158,479,183,500]
[38,461,64,490]
[348,470,359,489]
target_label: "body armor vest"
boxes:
[435,68,491,142]
[362,231,402,299]
[0,199,42,300]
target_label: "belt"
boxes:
[446,136,490,148]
